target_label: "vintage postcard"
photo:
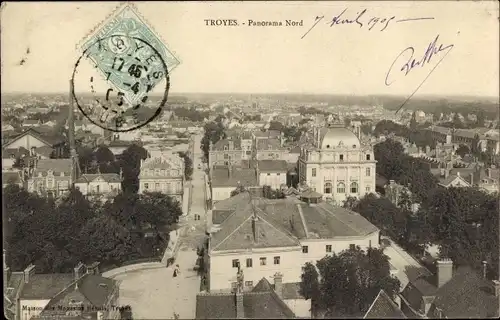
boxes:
[1,1,499,319]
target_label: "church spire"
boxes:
[68,79,81,186]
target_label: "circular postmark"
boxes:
[72,35,170,132]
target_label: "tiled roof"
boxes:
[20,273,74,299]
[75,173,121,184]
[140,155,182,171]
[364,290,406,319]
[33,159,73,175]
[41,274,118,313]
[300,189,323,198]
[257,160,288,172]
[256,138,285,150]
[211,167,258,188]
[212,192,252,224]
[402,266,499,318]
[34,146,53,158]
[196,278,296,319]
[213,138,242,151]
[300,203,379,239]
[210,198,301,251]
[4,128,65,147]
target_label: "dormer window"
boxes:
[366,154,371,160]
[38,172,43,177]
[223,145,228,151]
[60,172,65,177]
[47,170,53,176]
[339,154,344,162]
[326,145,331,149]
[352,144,357,148]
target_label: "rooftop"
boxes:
[363,290,406,319]
[196,277,295,319]
[257,160,288,172]
[20,273,75,299]
[75,173,121,184]
[211,167,258,188]
[33,159,73,175]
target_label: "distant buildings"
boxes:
[26,159,73,197]
[138,153,185,202]
[3,128,66,159]
[298,124,376,204]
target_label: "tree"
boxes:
[452,113,464,129]
[76,215,133,265]
[120,144,148,193]
[201,120,226,162]
[471,134,481,156]
[138,192,182,230]
[299,262,321,316]
[343,196,358,209]
[433,111,441,122]
[306,246,401,317]
[12,157,25,170]
[178,152,193,180]
[455,144,470,158]
[94,146,115,164]
[268,121,284,132]
[78,146,96,174]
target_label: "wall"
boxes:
[19,299,50,320]
[211,186,234,203]
[2,158,15,170]
[284,299,311,318]
[75,181,121,196]
[259,172,287,189]
[209,247,303,291]
[300,232,380,264]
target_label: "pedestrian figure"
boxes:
[173,264,180,277]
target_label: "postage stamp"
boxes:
[72,2,180,132]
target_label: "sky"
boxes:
[1,1,499,97]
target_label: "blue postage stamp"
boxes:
[78,3,180,106]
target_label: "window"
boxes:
[366,186,371,192]
[144,183,149,190]
[352,144,357,148]
[349,244,355,250]
[277,173,280,176]
[246,258,253,268]
[274,256,280,265]
[155,183,160,190]
[324,182,332,194]
[302,246,308,253]
[245,281,254,287]
[224,146,228,151]
[224,154,229,159]
[350,182,358,193]
[312,168,317,177]
[337,182,345,193]
[260,257,267,266]
[231,282,238,290]
[366,154,371,160]
[246,151,251,155]
[267,173,271,176]
[366,168,371,176]
[232,259,240,268]
[326,144,331,148]
[96,185,100,193]
[339,154,344,162]
[326,245,332,253]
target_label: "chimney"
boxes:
[482,261,488,279]
[73,262,85,282]
[492,280,500,297]
[437,258,453,288]
[273,272,283,298]
[23,264,36,284]
[235,291,244,318]
[317,128,320,148]
[470,172,474,185]
[87,262,100,275]
[487,168,492,178]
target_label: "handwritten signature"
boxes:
[301,8,434,39]
[385,34,454,112]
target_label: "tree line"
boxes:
[365,139,499,278]
[3,185,183,274]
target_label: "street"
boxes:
[115,133,209,319]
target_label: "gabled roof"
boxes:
[210,199,300,252]
[257,160,288,172]
[438,174,471,187]
[211,167,258,188]
[3,128,65,148]
[195,277,296,319]
[20,273,75,299]
[364,290,406,319]
[75,173,121,184]
[2,147,30,159]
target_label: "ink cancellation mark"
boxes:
[73,3,180,132]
